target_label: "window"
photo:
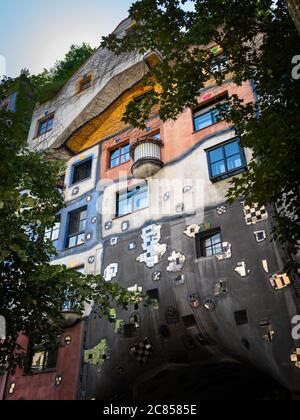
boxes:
[62,266,84,312]
[196,229,223,258]
[210,53,228,74]
[193,95,229,131]
[207,138,246,182]
[78,74,92,92]
[37,114,54,136]
[72,158,92,184]
[45,216,61,242]
[110,144,130,168]
[234,310,248,326]
[66,207,87,248]
[29,342,58,373]
[116,184,148,218]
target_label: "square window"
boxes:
[78,74,92,92]
[110,143,130,168]
[193,94,229,132]
[29,342,58,373]
[182,315,197,328]
[37,114,54,136]
[234,310,248,326]
[207,138,246,182]
[196,229,223,258]
[72,159,92,184]
[116,184,148,218]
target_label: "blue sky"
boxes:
[0,0,135,77]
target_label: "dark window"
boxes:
[116,184,148,217]
[45,216,61,242]
[72,159,92,184]
[182,315,197,328]
[147,289,160,302]
[110,144,130,168]
[193,95,229,132]
[66,207,87,248]
[79,75,92,92]
[29,342,58,373]
[196,229,223,258]
[37,115,54,136]
[234,310,248,326]
[207,138,247,182]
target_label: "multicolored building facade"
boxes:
[1,18,300,400]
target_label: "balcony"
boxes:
[130,137,164,179]
[60,299,82,328]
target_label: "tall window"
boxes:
[78,74,92,92]
[37,114,54,136]
[210,53,228,74]
[196,229,223,258]
[193,95,229,132]
[72,158,92,184]
[29,342,58,373]
[44,216,61,242]
[116,184,148,218]
[207,138,246,182]
[110,144,130,168]
[66,207,87,248]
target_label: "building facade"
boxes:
[1,18,300,400]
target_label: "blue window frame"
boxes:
[193,95,229,132]
[37,114,54,136]
[116,184,148,218]
[110,144,130,168]
[66,207,87,248]
[207,139,247,182]
[72,158,92,185]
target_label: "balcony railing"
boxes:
[130,137,164,179]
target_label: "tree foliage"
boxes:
[102,0,300,259]
[30,43,95,104]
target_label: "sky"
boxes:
[0,0,136,78]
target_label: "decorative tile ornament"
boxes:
[175,275,185,286]
[167,251,186,272]
[214,280,228,297]
[55,376,63,386]
[183,185,192,193]
[110,237,118,246]
[84,339,107,369]
[216,242,232,261]
[188,293,201,309]
[103,263,118,282]
[254,230,267,242]
[137,224,167,269]
[260,321,275,342]
[128,242,137,251]
[122,221,130,232]
[129,338,153,365]
[204,297,216,312]
[91,216,97,224]
[262,259,269,273]
[176,203,184,213]
[243,203,268,225]
[216,205,227,216]
[152,271,162,282]
[72,187,79,196]
[86,232,92,241]
[164,192,170,201]
[8,383,16,395]
[105,221,112,230]
[234,261,250,277]
[88,256,95,264]
[184,224,201,239]
[86,195,92,202]
[290,349,300,369]
[269,273,291,290]
[127,284,143,293]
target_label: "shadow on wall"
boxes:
[109,362,291,401]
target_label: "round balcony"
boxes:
[60,310,82,328]
[130,137,164,179]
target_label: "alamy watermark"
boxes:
[292,55,300,80]
[292,315,300,340]
[0,315,6,341]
